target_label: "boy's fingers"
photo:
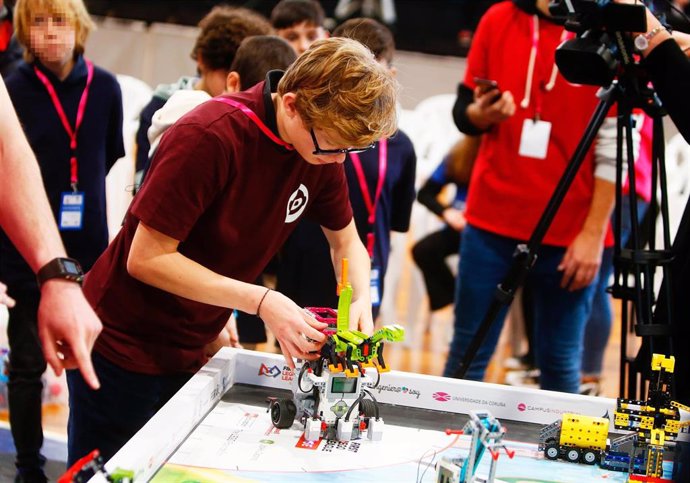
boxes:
[69,338,100,390]
[40,334,64,378]
[278,341,295,369]
[302,324,327,343]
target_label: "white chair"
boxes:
[379,94,461,345]
[106,75,152,240]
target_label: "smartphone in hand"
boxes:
[473,77,499,89]
[473,77,501,103]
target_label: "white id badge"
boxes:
[59,192,84,230]
[370,267,381,307]
[519,119,552,159]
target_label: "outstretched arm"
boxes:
[128,222,327,368]
[0,78,102,389]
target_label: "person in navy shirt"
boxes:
[1,0,123,481]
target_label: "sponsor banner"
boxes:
[231,350,617,425]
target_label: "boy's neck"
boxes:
[272,93,291,145]
[41,56,76,81]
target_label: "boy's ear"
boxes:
[225,71,241,93]
[281,92,299,118]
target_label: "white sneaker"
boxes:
[503,354,535,371]
[504,369,540,388]
[579,381,601,396]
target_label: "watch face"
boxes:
[62,259,80,274]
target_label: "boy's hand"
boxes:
[259,290,327,368]
[0,282,15,307]
[558,228,604,291]
[349,298,374,335]
[442,208,466,231]
[475,87,516,123]
[204,316,242,358]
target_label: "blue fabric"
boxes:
[444,225,596,393]
[1,56,124,289]
[66,353,191,466]
[582,196,650,375]
[429,157,468,207]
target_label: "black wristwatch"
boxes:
[36,257,84,286]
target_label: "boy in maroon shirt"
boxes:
[67,37,399,465]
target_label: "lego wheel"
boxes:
[566,448,581,463]
[582,450,597,465]
[270,399,297,429]
[359,398,377,418]
[544,443,559,460]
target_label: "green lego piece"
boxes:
[336,282,352,333]
[326,258,405,374]
[110,468,135,482]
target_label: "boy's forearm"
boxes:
[128,222,267,315]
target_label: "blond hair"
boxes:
[14,0,96,62]
[278,37,399,147]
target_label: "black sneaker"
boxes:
[14,469,48,483]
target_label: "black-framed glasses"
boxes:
[310,128,375,155]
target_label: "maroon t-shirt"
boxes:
[84,77,352,375]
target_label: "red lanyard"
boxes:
[350,138,387,258]
[212,96,294,150]
[34,59,94,191]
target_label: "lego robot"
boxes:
[269,259,404,442]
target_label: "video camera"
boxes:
[549,0,648,86]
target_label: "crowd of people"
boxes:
[0,0,689,481]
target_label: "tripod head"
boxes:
[549,0,650,86]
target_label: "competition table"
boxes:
[88,348,681,482]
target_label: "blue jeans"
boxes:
[443,226,597,393]
[582,196,650,375]
[66,352,191,466]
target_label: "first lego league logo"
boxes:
[259,363,294,381]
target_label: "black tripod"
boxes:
[451,67,675,400]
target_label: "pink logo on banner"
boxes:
[517,403,527,412]
[432,392,451,402]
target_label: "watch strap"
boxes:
[36,257,84,287]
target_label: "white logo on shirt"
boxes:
[285,184,309,223]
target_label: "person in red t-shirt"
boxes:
[66,37,399,465]
[0,0,22,77]
[445,0,618,393]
